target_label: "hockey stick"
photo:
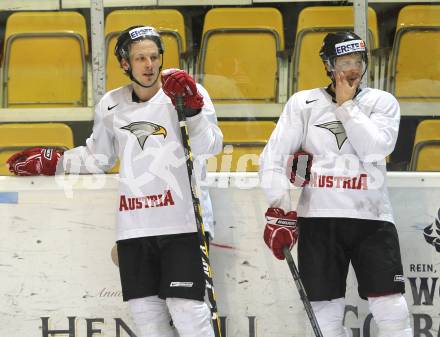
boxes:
[283,246,324,337]
[175,96,222,337]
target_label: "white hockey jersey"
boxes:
[61,84,222,240]
[260,87,400,223]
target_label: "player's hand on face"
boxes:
[334,71,360,106]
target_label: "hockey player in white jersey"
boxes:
[260,32,413,337]
[7,26,223,337]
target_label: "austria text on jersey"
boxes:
[309,173,368,190]
[119,189,175,211]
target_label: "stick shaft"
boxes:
[283,246,324,337]
[175,96,222,337]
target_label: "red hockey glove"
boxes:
[264,207,298,260]
[7,147,63,176]
[161,68,204,117]
[290,151,313,187]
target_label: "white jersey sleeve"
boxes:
[334,90,400,162]
[60,97,118,173]
[259,93,305,210]
[186,84,223,157]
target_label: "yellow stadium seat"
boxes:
[105,9,186,91]
[291,6,378,93]
[2,12,88,108]
[0,123,74,176]
[197,8,284,103]
[208,121,276,172]
[409,120,440,171]
[389,5,440,102]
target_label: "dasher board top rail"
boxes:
[1,172,440,192]
[0,102,439,122]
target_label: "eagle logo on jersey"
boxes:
[315,121,348,150]
[121,122,167,149]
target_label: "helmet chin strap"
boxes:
[126,56,164,89]
[129,68,162,88]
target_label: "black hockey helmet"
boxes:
[114,25,164,63]
[319,31,368,79]
[114,26,164,88]
[320,31,368,65]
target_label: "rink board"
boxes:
[0,172,439,337]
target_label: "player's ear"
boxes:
[120,58,130,71]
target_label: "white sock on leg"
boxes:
[128,296,174,337]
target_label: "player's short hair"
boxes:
[114,26,164,63]
[319,31,368,67]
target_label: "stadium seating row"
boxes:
[0,6,439,175]
[1,5,439,108]
[1,119,439,176]
[0,121,276,175]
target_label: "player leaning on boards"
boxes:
[7,26,223,337]
[260,32,413,337]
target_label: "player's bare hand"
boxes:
[335,71,360,106]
